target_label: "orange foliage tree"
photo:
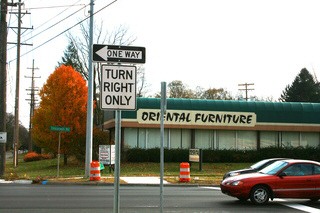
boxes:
[32,65,88,159]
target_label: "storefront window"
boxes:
[237,131,257,150]
[195,129,213,149]
[181,129,192,148]
[138,129,147,148]
[170,129,182,148]
[301,132,319,147]
[281,132,300,147]
[260,131,278,148]
[217,130,236,149]
[124,128,138,148]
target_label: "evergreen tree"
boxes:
[280,68,320,102]
[57,41,86,79]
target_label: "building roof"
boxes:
[121,98,320,124]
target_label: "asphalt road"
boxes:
[0,184,319,213]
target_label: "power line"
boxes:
[8,0,118,64]
[21,1,84,39]
[22,4,87,44]
[26,4,86,10]
[8,1,86,50]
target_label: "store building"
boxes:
[103,98,320,150]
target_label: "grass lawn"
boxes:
[4,155,251,185]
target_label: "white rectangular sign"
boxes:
[101,65,136,110]
[0,132,7,143]
[137,109,256,127]
[99,145,115,165]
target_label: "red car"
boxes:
[220,159,320,204]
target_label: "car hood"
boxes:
[222,172,270,183]
[228,168,255,174]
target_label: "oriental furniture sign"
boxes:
[137,109,256,127]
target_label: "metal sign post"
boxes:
[114,110,121,213]
[160,82,167,213]
[57,132,61,177]
[50,126,70,177]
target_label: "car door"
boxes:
[274,163,314,198]
[313,164,320,197]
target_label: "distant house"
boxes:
[103,98,320,150]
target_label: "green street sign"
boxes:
[50,126,71,132]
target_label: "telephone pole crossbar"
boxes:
[238,83,254,101]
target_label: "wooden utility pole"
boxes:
[25,60,40,152]
[238,83,254,101]
[9,0,32,167]
[0,0,9,178]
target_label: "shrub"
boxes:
[40,153,53,160]
[23,152,53,162]
[121,147,320,163]
[23,152,42,162]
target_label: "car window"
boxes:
[283,164,312,176]
[260,161,288,175]
[314,165,320,175]
[300,164,312,175]
[251,159,269,169]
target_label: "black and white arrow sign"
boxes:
[93,44,146,64]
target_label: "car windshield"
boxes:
[251,159,270,169]
[259,161,288,175]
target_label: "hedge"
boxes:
[122,146,320,163]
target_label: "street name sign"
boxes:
[93,44,146,64]
[101,65,136,110]
[50,126,71,132]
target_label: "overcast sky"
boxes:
[6,0,320,127]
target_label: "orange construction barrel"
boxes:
[179,162,191,182]
[90,161,101,181]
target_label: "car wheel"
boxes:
[250,185,270,205]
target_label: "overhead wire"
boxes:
[8,0,118,64]
[21,1,84,39]
[8,1,86,51]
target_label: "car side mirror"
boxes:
[279,172,287,178]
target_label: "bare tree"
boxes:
[65,21,148,125]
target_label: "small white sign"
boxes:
[189,149,200,162]
[101,65,136,110]
[99,145,115,165]
[0,132,7,143]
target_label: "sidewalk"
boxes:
[0,177,169,185]
[120,176,169,184]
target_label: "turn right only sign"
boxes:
[93,44,146,64]
[100,64,137,110]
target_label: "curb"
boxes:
[1,177,220,187]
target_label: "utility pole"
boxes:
[12,0,22,167]
[85,0,94,178]
[238,83,254,101]
[25,59,40,152]
[9,0,32,167]
[0,0,9,178]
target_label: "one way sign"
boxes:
[93,44,146,64]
